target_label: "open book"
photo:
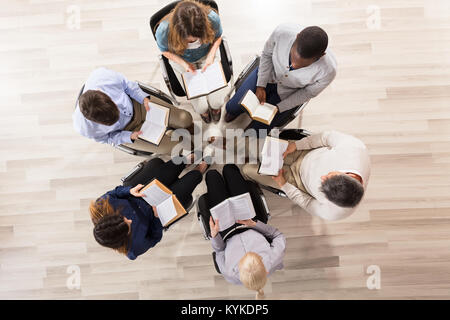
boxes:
[139,104,170,146]
[140,179,186,227]
[240,90,278,125]
[210,192,256,232]
[258,136,289,176]
[181,61,227,99]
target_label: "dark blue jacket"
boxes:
[100,186,163,260]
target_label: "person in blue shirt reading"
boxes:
[72,67,193,154]
[90,156,208,260]
[155,0,227,123]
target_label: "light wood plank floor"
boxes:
[1,0,450,299]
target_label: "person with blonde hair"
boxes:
[239,252,268,299]
[155,0,227,123]
[206,164,286,297]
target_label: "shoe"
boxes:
[224,111,238,123]
[211,108,221,122]
[201,110,212,124]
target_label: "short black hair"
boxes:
[79,90,119,126]
[296,26,328,59]
[320,174,364,208]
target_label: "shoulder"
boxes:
[208,9,220,21]
[320,49,337,77]
[324,130,367,149]
[155,20,169,39]
[272,23,303,38]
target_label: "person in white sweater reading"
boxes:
[243,130,370,220]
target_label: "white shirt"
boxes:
[257,23,337,112]
[281,131,371,220]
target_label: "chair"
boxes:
[121,158,196,231]
[75,81,181,158]
[149,0,233,105]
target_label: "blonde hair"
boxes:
[239,252,267,299]
[158,0,217,55]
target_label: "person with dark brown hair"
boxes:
[155,0,226,123]
[73,67,193,150]
[91,155,208,260]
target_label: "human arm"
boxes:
[280,182,347,220]
[256,28,278,89]
[276,71,336,113]
[202,36,222,72]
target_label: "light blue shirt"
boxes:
[72,68,149,146]
[155,10,223,63]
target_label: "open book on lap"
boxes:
[240,90,278,125]
[210,192,256,232]
[139,104,170,146]
[140,179,186,227]
[258,136,289,176]
[181,61,227,100]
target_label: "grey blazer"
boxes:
[211,221,286,285]
[257,23,337,112]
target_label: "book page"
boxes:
[228,192,256,221]
[253,103,277,123]
[210,200,234,231]
[141,183,171,206]
[140,124,165,145]
[259,137,288,175]
[182,70,208,99]
[240,90,259,116]
[204,61,227,93]
[156,197,177,227]
[139,104,169,145]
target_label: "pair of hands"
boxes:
[129,184,158,218]
[130,97,151,141]
[182,51,215,74]
[209,216,256,238]
[270,131,299,189]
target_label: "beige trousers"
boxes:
[242,149,309,192]
[121,96,193,155]
[169,51,228,114]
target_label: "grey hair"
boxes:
[320,174,364,208]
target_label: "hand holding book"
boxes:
[255,86,267,105]
[130,184,146,198]
[283,142,297,158]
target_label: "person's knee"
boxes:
[241,163,254,179]
[190,169,203,184]
[193,98,209,114]
[223,163,238,174]
[206,169,221,184]
[178,110,193,128]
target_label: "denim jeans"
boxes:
[225,67,296,131]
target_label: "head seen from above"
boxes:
[90,198,131,254]
[79,90,119,126]
[320,172,364,208]
[168,0,216,54]
[290,26,328,69]
[239,252,268,299]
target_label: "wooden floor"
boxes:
[1,0,450,299]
